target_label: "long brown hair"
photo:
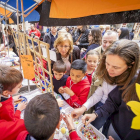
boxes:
[123,71,140,103]
[89,28,102,45]
[96,39,140,90]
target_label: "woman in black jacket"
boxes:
[53,33,80,75]
[73,25,89,50]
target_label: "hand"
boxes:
[13,95,22,102]
[82,113,97,125]
[17,101,27,111]
[57,98,63,107]
[34,36,39,39]
[58,87,64,94]
[62,114,75,131]
[108,136,115,140]
[71,106,87,119]
[0,103,2,108]
[63,87,74,96]
[75,41,80,45]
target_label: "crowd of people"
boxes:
[0,24,140,140]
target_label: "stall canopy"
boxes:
[37,0,140,26]
[0,0,41,23]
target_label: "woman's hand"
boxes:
[57,98,63,107]
[17,101,27,111]
[82,113,97,126]
[62,114,75,131]
[71,106,87,119]
[58,87,64,94]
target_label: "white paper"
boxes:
[62,93,70,100]
[42,48,56,62]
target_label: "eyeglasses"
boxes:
[58,45,70,48]
[88,34,92,36]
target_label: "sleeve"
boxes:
[37,29,41,38]
[14,110,21,120]
[83,82,104,110]
[69,131,81,140]
[95,86,122,118]
[66,87,90,108]
[29,30,31,36]
[0,119,26,140]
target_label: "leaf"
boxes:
[131,116,140,130]
[127,101,140,115]
[136,83,140,101]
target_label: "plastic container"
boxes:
[77,123,106,140]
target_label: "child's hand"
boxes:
[57,98,63,107]
[58,87,64,94]
[13,95,22,102]
[17,101,27,111]
[62,114,75,131]
[63,87,74,96]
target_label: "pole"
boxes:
[20,0,30,92]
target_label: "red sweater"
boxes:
[0,119,26,140]
[0,96,21,121]
[65,77,90,108]
[29,28,41,38]
[16,130,81,140]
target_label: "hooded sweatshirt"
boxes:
[65,76,90,108]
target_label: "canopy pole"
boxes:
[20,0,30,92]
[4,2,9,57]
[16,0,21,71]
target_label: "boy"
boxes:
[59,59,90,108]
[16,93,81,140]
[0,65,27,121]
[53,60,69,97]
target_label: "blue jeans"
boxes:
[91,101,107,130]
[107,123,121,140]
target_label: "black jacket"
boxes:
[96,85,140,140]
[73,29,89,49]
[53,75,69,96]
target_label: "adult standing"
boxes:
[81,28,102,58]
[43,26,58,50]
[29,24,41,39]
[117,27,129,39]
[73,25,89,50]
[53,33,80,75]
[129,29,135,40]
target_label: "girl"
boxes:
[84,50,99,84]
[71,39,140,130]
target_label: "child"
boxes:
[53,60,69,97]
[16,93,81,140]
[59,59,90,108]
[0,65,27,121]
[84,50,99,84]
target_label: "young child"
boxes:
[84,50,99,84]
[0,65,27,121]
[59,59,90,108]
[16,93,81,140]
[53,60,69,97]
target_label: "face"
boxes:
[53,71,65,80]
[57,40,70,57]
[88,31,93,42]
[117,29,121,37]
[102,34,117,51]
[5,82,22,96]
[105,55,128,77]
[70,69,85,84]
[31,26,35,30]
[51,26,57,34]
[86,54,99,70]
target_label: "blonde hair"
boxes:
[83,50,99,61]
[54,33,73,55]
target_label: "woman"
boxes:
[73,25,89,50]
[117,27,129,39]
[81,28,102,58]
[71,40,140,132]
[53,33,80,75]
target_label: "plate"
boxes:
[14,96,27,108]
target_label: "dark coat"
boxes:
[73,29,89,49]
